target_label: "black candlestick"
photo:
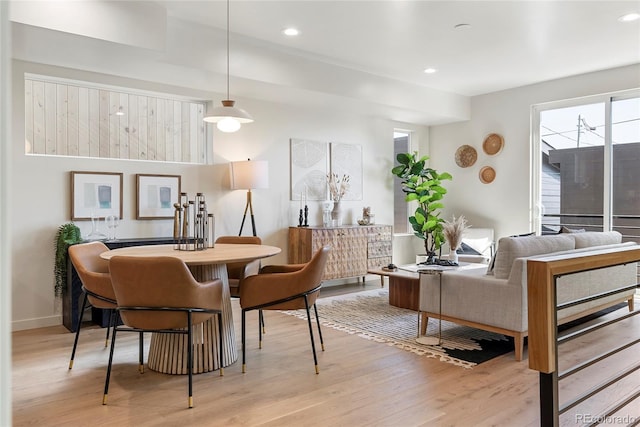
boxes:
[298,208,304,227]
[303,205,309,227]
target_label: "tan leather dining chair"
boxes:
[105,256,224,409]
[239,246,330,374]
[214,235,262,297]
[67,241,117,369]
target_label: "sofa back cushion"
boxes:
[492,234,575,279]
[571,231,622,248]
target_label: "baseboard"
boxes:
[12,315,61,332]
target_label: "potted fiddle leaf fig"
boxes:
[392,152,452,264]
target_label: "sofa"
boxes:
[418,231,638,361]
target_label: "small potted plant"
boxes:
[392,152,452,264]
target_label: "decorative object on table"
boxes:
[230,159,269,236]
[202,0,253,133]
[86,212,108,241]
[482,133,504,156]
[70,171,123,221]
[442,215,469,265]
[454,145,478,168]
[479,166,496,184]
[136,174,181,220]
[321,200,333,227]
[391,152,452,264]
[173,192,214,251]
[105,214,120,241]
[358,206,374,225]
[297,185,309,227]
[54,222,83,298]
[327,172,350,226]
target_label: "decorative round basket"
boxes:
[479,166,496,184]
[454,145,478,168]
[482,133,504,156]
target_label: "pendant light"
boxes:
[203,0,253,132]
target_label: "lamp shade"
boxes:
[230,160,269,190]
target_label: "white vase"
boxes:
[449,249,459,264]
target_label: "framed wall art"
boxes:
[136,174,181,219]
[71,171,123,220]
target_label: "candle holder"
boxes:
[173,192,214,250]
[298,208,304,227]
[303,204,309,227]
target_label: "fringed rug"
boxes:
[279,288,513,368]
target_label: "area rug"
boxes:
[279,288,513,369]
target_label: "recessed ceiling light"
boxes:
[618,12,640,22]
[283,28,299,36]
[423,68,437,74]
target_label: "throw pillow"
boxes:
[457,242,482,255]
[560,226,586,233]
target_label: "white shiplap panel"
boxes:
[44,82,57,155]
[78,87,89,157]
[147,96,157,161]
[67,85,79,156]
[128,94,139,160]
[155,97,165,161]
[56,84,68,156]
[173,100,181,161]
[189,103,198,163]
[32,80,45,155]
[99,90,110,158]
[182,102,190,162]
[164,99,174,162]
[88,88,100,157]
[118,92,129,159]
[25,79,33,154]
[23,77,206,163]
[138,96,148,160]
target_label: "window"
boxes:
[393,131,410,234]
[533,91,640,245]
[24,75,208,163]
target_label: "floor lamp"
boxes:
[230,159,269,236]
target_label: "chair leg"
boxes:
[258,311,263,349]
[104,309,115,347]
[69,292,88,369]
[138,331,144,374]
[218,313,224,376]
[187,312,193,409]
[313,303,324,351]
[242,309,247,373]
[304,296,319,374]
[103,326,118,405]
[260,309,266,334]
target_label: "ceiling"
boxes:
[159,0,640,97]
[9,1,640,125]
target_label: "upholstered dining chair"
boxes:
[214,235,262,297]
[105,256,224,409]
[239,246,330,374]
[67,241,117,370]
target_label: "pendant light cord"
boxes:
[226,0,230,100]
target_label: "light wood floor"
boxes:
[12,281,640,427]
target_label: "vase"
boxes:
[331,201,342,226]
[449,249,459,264]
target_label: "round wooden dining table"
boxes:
[101,243,281,375]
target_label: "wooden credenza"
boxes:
[288,225,392,280]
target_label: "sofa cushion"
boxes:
[571,231,622,248]
[492,234,575,280]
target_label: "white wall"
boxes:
[11,59,427,330]
[429,64,640,241]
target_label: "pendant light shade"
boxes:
[203,0,253,132]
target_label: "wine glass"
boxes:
[105,215,119,241]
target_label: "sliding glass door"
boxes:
[533,91,640,244]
